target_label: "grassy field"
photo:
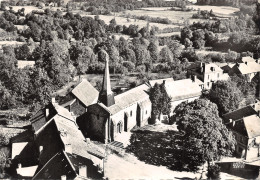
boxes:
[82,14,180,30]
[187,5,239,17]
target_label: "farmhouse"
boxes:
[187,62,230,89]
[223,105,260,160]
[77,57,151,143]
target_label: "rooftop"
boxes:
[243,115,260,139]
[235,62,260,75]
[223,106,257,124]
[71,79,99,107]
[103,84,150,115]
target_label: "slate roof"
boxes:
[105,84,150,115]
[30,102,76,134]
[71,79,99,107]
[53,116,105,159]
[223,106,257,124]
[226,119,248,137]
[33,151,77,179]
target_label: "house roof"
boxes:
[33,151,77,179]
[226,119,248,137]
[241,56,256,63]
[235,62,260,75]
[243,115,260,139]
[53,116,105,159]
[71,79,99,107]
[223,106,257,124]
[163,79,202,101]
[105,84,150,115]
[30,102,76,134]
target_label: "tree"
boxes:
[0,82,17,110]
[208,80,243,115]
[149,83,171,124]
[148,41,159,63]
[173,99,236,171]
[160,46,173,63]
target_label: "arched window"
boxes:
[117,121,123,133]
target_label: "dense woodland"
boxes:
[0,1,259,113]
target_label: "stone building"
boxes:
[12,99,104,179]
[77,57,151,143]
[223,105,260,160]
[187,62,230,89]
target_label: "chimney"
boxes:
[85,138,90,144]
[192,75,197,82]
[162,80,166,85]
[79,165,87,177]
[65,143,72,154]
[18,163,22,169]
[61,175,66,180]
[39,146,43,153]
[51,97,56,104]
[46,108,49,118]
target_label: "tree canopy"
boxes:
[173,99,236,170]
[149,83,171,123]
[208,80,243,115]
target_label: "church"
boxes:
[77,56,152,143]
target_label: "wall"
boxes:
[246,136,260,160]
[35,120,63,167]
[203,70,224,89]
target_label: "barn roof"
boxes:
[71,79,99,107]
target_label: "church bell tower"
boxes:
[98,53,115,107]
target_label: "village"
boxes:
[0,0,260,179]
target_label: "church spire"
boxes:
[98,52,115,107]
